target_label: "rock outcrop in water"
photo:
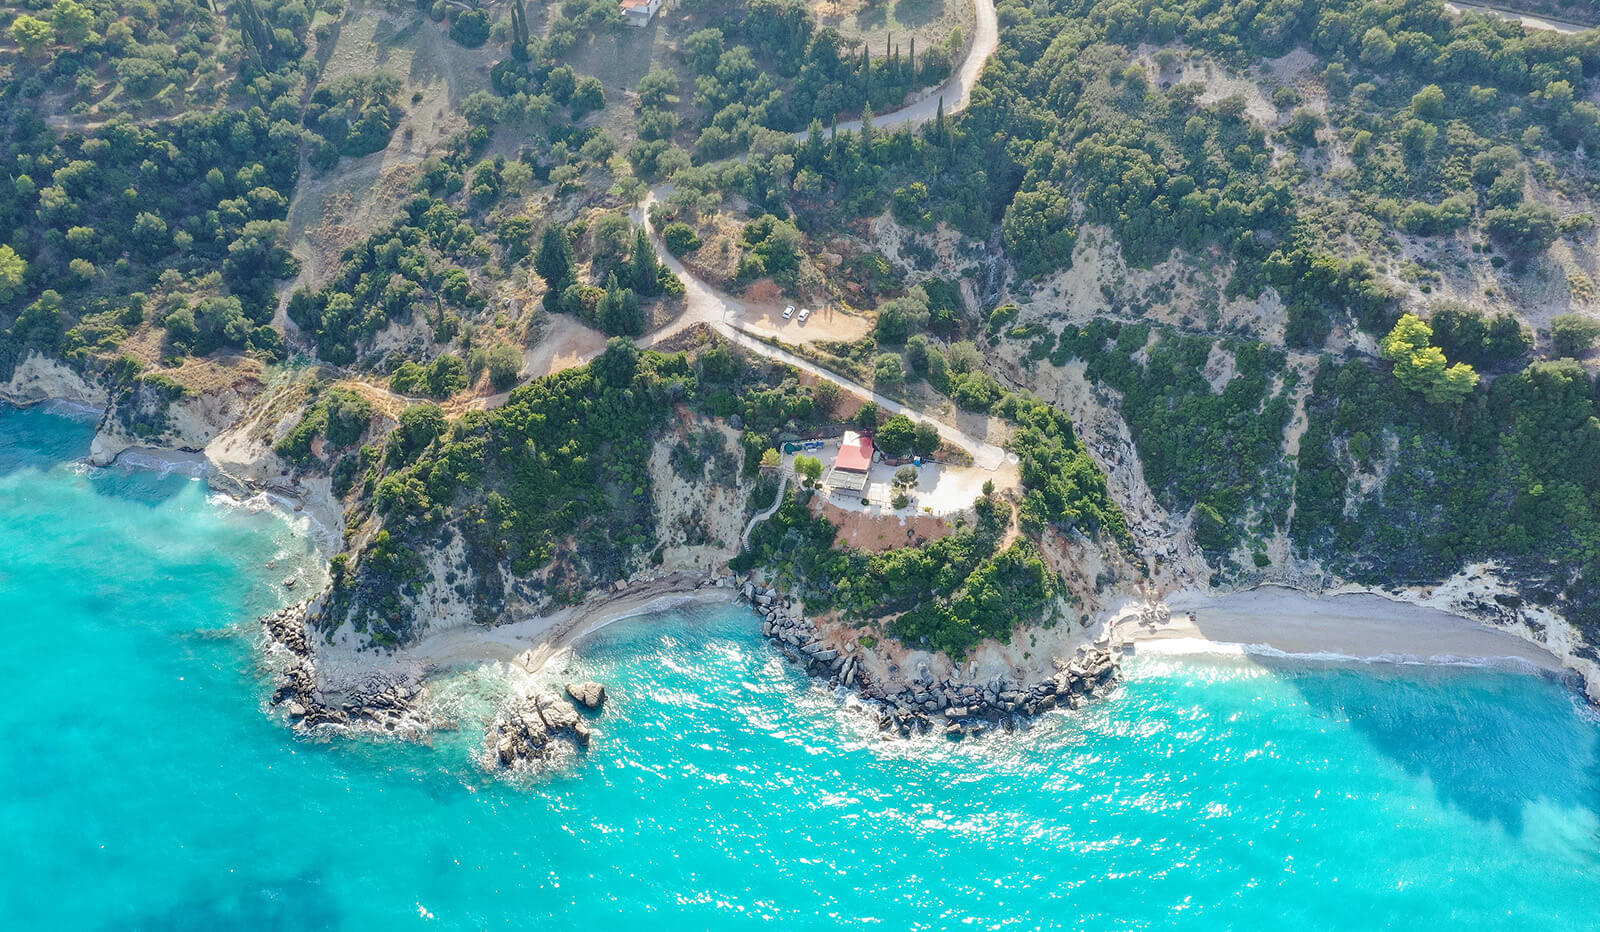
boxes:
[742,579,1121,737]
[565,681,608,711]
[486,689,594,771]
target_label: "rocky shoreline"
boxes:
[262,592,616,773]
[257,570,1587,770]
[260,596,429,736]
[742,580,1122,737]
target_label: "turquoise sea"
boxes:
[5,403,1600,930]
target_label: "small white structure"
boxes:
[620,0,662,27]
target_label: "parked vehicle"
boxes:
[796,307,811,323]
[782,305,795,319]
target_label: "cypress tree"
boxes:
[805,119,826,170]
[630,229,658,296]
[509,3,529,60]
[535,224,574,292]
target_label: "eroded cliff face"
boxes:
[763,511,1143,698]
[310,416,757,650]
[645,421,751,575]
[0,353,108,410]
[90,366,265,467]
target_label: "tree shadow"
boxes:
[858,3,889,31]
[1258,657,1600,836]
[894,0,943,29]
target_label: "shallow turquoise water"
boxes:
[5,404,1600,930]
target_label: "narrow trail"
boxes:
[742,474,790,548]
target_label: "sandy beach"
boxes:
[1117,586,1569,675]
[311,572,737,690]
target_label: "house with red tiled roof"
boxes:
[620,0,662,27]
[828,430,873,492]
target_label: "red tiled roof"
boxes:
[835,431,873,472]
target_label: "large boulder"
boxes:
[566,681,608,711]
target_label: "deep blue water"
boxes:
[4,403,1600,930]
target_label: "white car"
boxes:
[782,305,795,320]
[797,308,811,323]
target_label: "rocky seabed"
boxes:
[741,580,1122,738]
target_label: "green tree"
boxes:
[51,0,94,45]
[571,77,605,117]
[874,353,904,387]
[536,224,574,290]
[597,272,644,336]
[10,16,53,57]
[449,8,490,47]
[1411,84,1446,121]
[1381,313,1479,404]
[1486,204,1561,260]
[595,336,640,387]
[486,342,522,390]
[662,222,701,256]
[812,379,840,414]
[876,414,916,455]
[1285,108,1323,146]
[1359,26,1395,66]
[683,28,724,74]
[874,288,930,344]
[390,404,446,464]
[1551,314,1600,358]
[0,245,26,304]
[856,401,879,428]
[630,228,660,295]
[794,453,824,485]
[426,355,468,397]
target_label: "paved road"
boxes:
[636,188,1009,470]
[806,0,999,138]
[1443,1,1593,33]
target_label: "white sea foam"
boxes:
[36,398,104,421]
[206,488,339,552]
[115,450,210,479]
[206,489,277,514]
